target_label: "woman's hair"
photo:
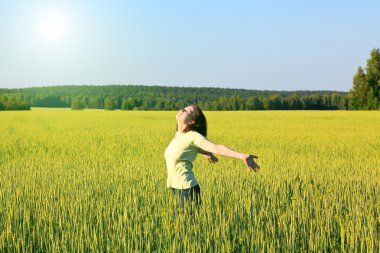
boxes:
[184,104,207,137]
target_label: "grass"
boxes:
[0,108,379,252]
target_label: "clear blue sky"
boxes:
[0,0,379,91]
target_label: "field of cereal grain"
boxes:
[0,108,379,252]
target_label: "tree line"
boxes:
[0,86,348,111]
[69,93,349,111]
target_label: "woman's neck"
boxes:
[177,122,187,133]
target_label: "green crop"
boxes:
[0,109,379,252]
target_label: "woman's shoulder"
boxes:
[188,130,205,138]
[176,130,205,140]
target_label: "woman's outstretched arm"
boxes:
[199,139,260,172]
[198,148,219,163]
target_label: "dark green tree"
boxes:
[121,98,128,110]
[246,96,260,110]
[287,94,302,110]
[88,96,104,109]
[267,95,282,110]
[104,96,116,110]
[366,49,380,101]
[349,48,380,110]
[350,67,368,109]
[0,97,4,110]
[71,99,83,110]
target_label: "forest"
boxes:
[0,85,348,111]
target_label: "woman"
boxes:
[164,104,260,210]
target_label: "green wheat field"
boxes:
[1,108,379,252]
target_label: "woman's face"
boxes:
[176,105,195,125]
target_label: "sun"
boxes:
[39,11,67,41]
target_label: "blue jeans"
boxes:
[171,184,202,209]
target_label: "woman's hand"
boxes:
[203,153,219,163]
[243,154,260,172]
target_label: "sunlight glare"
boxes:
[39,10,67,41]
